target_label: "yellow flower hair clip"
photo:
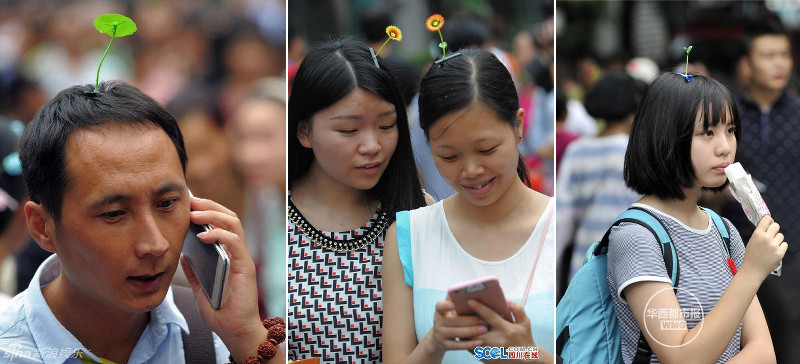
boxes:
[426,14,446,58]
[426,13,460,65]
[370,25,402,68]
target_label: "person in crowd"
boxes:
[0,81,283,364]
[228,77,287,319]
[555,72,643,294]
[727,18,800,362]
[608,72,781,363]
[287,38,426,363]
[383,49,555,364]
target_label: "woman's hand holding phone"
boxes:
[180,196,279,363]
[426,297,486,353]
[742,215,787,281]
[465,300,536,361]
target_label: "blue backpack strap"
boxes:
[599,207,679,287]
[601,207,678,364]
[700,207,733,259]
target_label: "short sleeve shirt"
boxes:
[607,204,745,363]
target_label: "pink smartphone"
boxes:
[447,276,512,322]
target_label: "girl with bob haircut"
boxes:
[383,50,555,364]
[287,38,426,363]
[609,72,785,363]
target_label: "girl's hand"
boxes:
[468,300,535,362]
[180,197,276,363]
[429,298,486,352]
[742,215,787,280]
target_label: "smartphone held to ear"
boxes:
[181,195,230,309]
[447,276,513,322]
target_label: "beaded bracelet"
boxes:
[228,317,286,364]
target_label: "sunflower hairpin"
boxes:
[426,13,461,65]
[676,45,693,82]
[370,25,402,68]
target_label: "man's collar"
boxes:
[24,255,189,364]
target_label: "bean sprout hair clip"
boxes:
[370,25,402,68]
[425,13,459,67]
[676,45,693,82]
[85,14,137,95]
[434,52,463,66]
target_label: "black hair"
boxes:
[584,71,640,124]
[288,38,425,218]
[555,90,567,122]
[0,75,40,117]
[360,8,393,44]
[418,49,530,185]
[447,15,490,51]
[166,84,224,128]
[624,73,740,200]
[742,13,787,57]
[19,81,187,225]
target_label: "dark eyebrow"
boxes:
[90,183,185,210]
[330,109,396,121]
[330,114,361,120]
[156,182,185,196]
[90,194,130,210]
[437,136,495,149]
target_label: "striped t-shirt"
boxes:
[607,203,745,363]
[555,134,642,281]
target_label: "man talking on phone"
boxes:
[0,81,283,363]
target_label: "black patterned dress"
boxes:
[287,193,388,364]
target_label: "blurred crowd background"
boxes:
[0,0,287,321]
[556,1,800,361]
[289,0,555,200]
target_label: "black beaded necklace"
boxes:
[287,197,389,253]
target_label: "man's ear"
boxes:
[297,121,312,148]
[24,201,56,253]
[738,56,752,83]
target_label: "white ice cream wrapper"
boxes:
[725,162,781,276]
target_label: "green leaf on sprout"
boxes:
[93,14,137,91]
[684,46,692,54]
[439,42,448,49]
[94,14,137,37]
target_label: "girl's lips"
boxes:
[462,177,496,197]
[713,163,731,172]
[356,163,382,176]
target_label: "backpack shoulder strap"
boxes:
[604,208,678,364]
[599,207,679,287]
[700,206,733,258]
[172,285,217,364]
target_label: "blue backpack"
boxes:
[555,206,732,364]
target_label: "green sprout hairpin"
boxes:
[426,14,460,65]
[93,14,137,92]
[676,45,693,82]
[370,25,402,68]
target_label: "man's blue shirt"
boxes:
[0,255,229,363]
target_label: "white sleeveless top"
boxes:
[396,199,555,363]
